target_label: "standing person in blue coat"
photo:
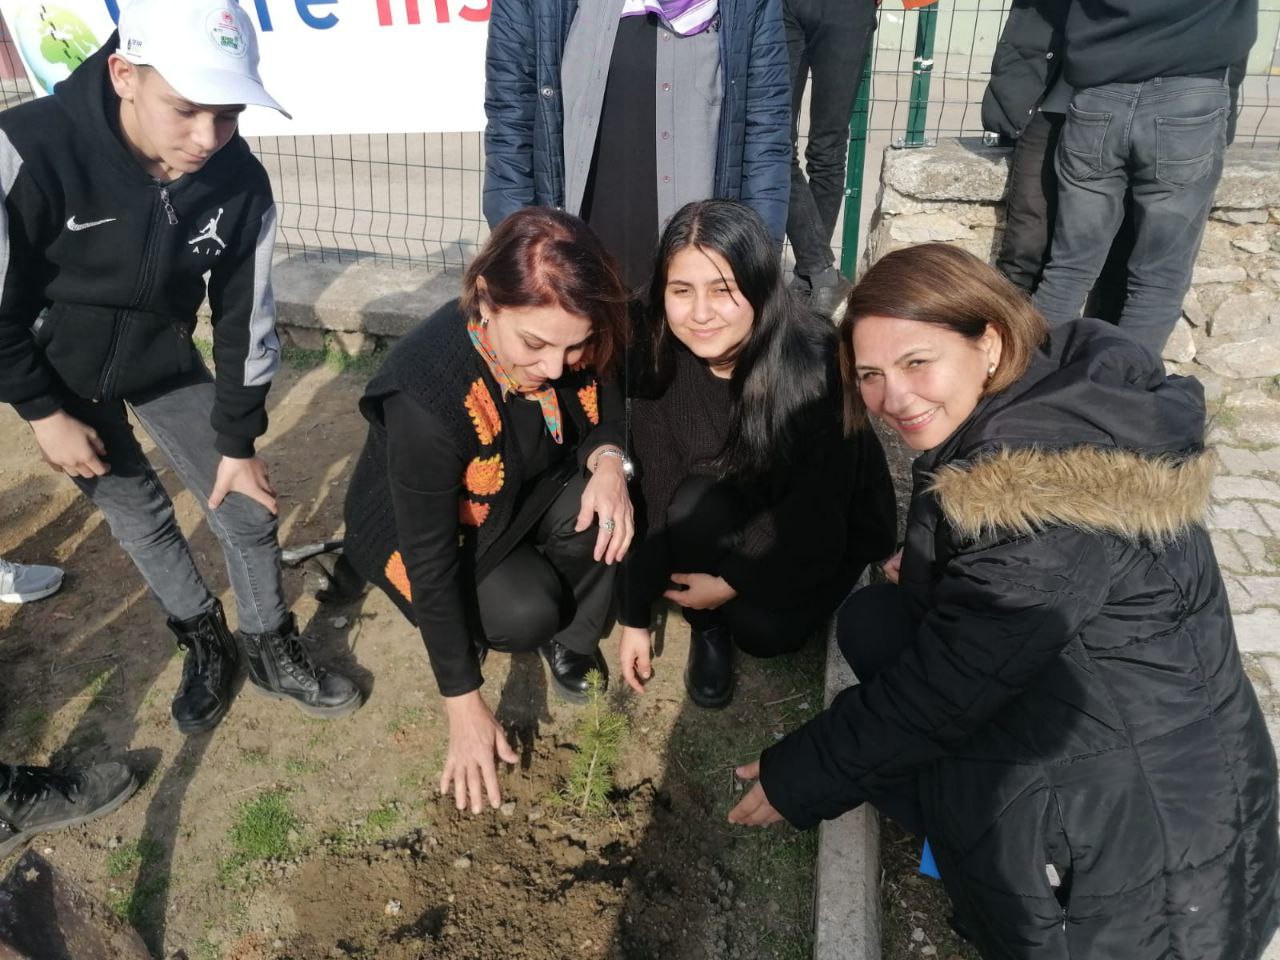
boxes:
[483,0,792,292]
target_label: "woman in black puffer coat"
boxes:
[730,243,1279,960]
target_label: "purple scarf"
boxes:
[621,0,718,36]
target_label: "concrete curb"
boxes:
[814,591,881,960]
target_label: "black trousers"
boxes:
[475,473,615,657]
[997,110,1130,323]
[783,0,879,278]
[835,582,926,836]
[665,475,854,657]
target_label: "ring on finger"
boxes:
[602,518,616,533]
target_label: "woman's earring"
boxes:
[987,362,996,377]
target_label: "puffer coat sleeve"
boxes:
[737,0,791,248]
[483,0,538,227]
[759,524,1111,829]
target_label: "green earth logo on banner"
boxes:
[12,3,101,94]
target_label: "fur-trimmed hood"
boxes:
[930,446,1216,543]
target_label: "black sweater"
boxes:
[618,346,896,627]
[344,300,623,696]
[1064,0,1257,89]
[0,35,280,456]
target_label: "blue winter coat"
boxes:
[482,0,792,248]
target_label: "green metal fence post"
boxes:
[895,2,938,149]
[839,56,874,277]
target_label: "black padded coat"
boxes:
[760,319,1279,959]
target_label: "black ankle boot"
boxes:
[237,614,362,718]
[0,762,137,857]
[685,624,735,709]
[539,641,606,704]
[168,602,240,734]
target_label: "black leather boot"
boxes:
[167,602,240,734]
[685,624,735,709]
[0,762,137,857]
[539,641,606,704]
[237,614,362,718]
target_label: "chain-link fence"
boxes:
[3,4,1278,271]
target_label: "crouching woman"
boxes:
[730,244,1279,960]
[344,208,633,812]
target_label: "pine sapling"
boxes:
[559,669,627,817]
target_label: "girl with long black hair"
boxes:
[617,199,896,708]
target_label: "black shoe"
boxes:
[685,624,735,709]
[809,273,854,318]
[539,642,606,704]
[0,762,137,858]
[168,602,240,734]
[237,614,362,718]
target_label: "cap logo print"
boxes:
[206,10,247,59]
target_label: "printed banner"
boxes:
[0,0,490,135]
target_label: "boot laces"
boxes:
[4,766,78,813]
[276,630,323,684]
[178,629,223,683]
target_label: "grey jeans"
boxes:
[1033,73,1230,355]
[62,366,286,634]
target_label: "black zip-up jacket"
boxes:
[0,35,280,457]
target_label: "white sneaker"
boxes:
[0,559,64,604]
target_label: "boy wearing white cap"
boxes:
[0,0,361,734]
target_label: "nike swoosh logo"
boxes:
[66,216,118,232]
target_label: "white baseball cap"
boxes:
[117,0,291,117]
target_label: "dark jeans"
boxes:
[783,0,878,278]
[62,367,287,634]
[835,582,925,835]
[1033,74,1230,355]
[475,473,615,657]
[665,475,852,657]
[999,110,1131,324]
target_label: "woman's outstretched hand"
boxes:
[664,572,737,610]
[578,448,634,564]
[440,690,518,813]
[728,760,783,827]
[619,625,654,693]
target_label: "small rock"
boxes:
[912,927,926,942]
[1211,207,1269,225]
[526,807,544,823]
[922,947,937,957]
[41,847,53,855]
[384,898,402,917]
[499,801,517,818]
[1182,288,1208,328]
[331,616,349,629]
[1192,263,1247,284]
[286,829,300,844]
[452,855,472,870]
[107,836,121,850]
[272,940,284,950]
[1161,318,1196,363]
[1232,236,1271,255]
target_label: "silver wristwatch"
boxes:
[594,447,635,481]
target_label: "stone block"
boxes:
[1199,336,1280,380]
[1210,293,1277,338]
[1256,447,1280,473]
[1258,502,1280,538]
[1231,234,1273,255]
[1225,575,1254,612]
[1217,446,1268,476]
[880,140,1011,203]
[1236,530,1278,573]
[1209,499,1267,534]
[878,185,929,216]
[887,213,970,244]
[1211,529,1248,572]
[1235,576,1280,609]
[1213,148,1280,208]
[1182,288,1209,328]
[1217,391,1280,447]
[1161,318,1196,362]
[330,330,376,356]
[1234,608,1280,655]
[281,325,326,351]
[1213,475,1280,502]
[1211,207,1270,225]
[1263,270,1280,287]
[1192,263,1248,285]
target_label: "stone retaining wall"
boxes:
[866,140,1280,385]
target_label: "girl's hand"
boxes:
[882,549,903,585]
[577,447,634,564]
[664,572,737,611]
[440,691,518,814]
[727,761,783,827]
[30,410,109,478]
[619,625,654,694]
